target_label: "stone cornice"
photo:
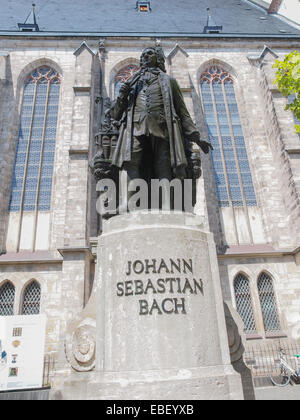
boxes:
[69,147,89,155]
[218,244,300,259]
[285,147,300,155]
[57,246,94,261]
[0,32,300,40]
[0,251,63,265]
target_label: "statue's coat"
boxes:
[111,70,198,170]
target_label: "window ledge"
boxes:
[73,86,91,92]
[0,251,62,265]
[285,147,300,155]
[265,331,287,339]
[246,333,263,340]
[69,147,89,155]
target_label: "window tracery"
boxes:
[234,274,257,334]
[114,64,139,98]
[9,66,61,213]
[200,66,256,208]
[21,281,41,315]
[0,282,15,316]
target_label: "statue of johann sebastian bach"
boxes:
[110,46,212,205]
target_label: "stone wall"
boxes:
[0,39,97,371]
[0,259,62,353]
[0,53,15,255]
[219,252,300,342]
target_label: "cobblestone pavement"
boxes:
[255,385,300,400]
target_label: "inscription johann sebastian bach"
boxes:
[116,258,204,315]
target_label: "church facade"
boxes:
[0,0,300,389]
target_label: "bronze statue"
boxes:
[110,46,212,183]
[91,46,212,216]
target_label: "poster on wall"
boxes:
[0,315,46,391]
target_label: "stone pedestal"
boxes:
[86,211,243,400]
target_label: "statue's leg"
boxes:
[152,138,172,181]
[123,161,140,182]
[123,136,143,181]
[151,138,174,210]
[120,137,144,212]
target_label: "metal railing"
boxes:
[42,353,55,388]
[244,340,300,383]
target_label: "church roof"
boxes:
[0,0,299,37]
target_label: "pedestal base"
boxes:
[57,212,244,400]
[88,366,242,400]
[55,365,243,400]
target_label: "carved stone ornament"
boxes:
[65,319,96,372]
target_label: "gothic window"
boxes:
[233,274,257,334]
[9,66,61,213]
[21,281,41,315]
[0,282,15,316]
[200,66,257,208]
[114,64,139,98]
[257,273,281,332]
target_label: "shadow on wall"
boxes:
[224,301,256,401]
[0,55,18,255]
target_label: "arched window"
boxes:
[114,64,139,98]
[21,281,41,315]
[257,273,281,332]
[0,281,15,316]
[9,66,61,213]
[200,66,256,208]
[234,274,257,334]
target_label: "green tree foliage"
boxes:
[273,51,300,133]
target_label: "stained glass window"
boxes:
[257,273,281,332]
[114,64,139,98]
[200,66,257,208]
[9,66,61,213]
[21,281,41,315]
[0,282,15,316]
[234,274,257,334]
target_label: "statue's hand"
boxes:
[198,140,213,154]
[104,108,111,117]
[191,133,213,154]
[118,82,131,99]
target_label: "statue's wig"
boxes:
[140,46,166,72]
